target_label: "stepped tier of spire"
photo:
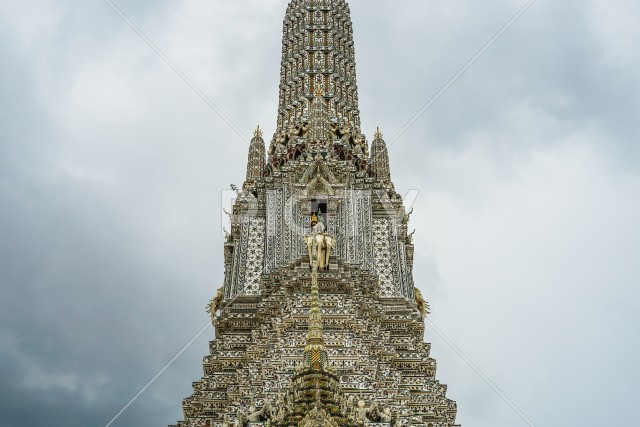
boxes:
[271,233,357,426]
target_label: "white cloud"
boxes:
[0,0,63,51]
[413,130,640,424]
[589,0,640,67]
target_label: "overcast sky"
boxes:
[1,0,639,426]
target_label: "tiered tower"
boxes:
[171,1,460,426]
[276,0,361,136]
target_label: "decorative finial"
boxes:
[374,127,384,140]
[253,125,263,139]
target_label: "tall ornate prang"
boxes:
[276,0,360,135]
[171,2,461,426]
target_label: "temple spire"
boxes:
[276,0,360,134]
[244,125,266,187]
[172,1,461,425]
[370,127,392,184]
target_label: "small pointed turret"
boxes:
[244,125,266,187]
[370,127,392,184]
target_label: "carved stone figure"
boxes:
[368,401,380,420]
[355,400,368,422]
[247,406,258,422]
[234,409,244,427]
[306,228,335,271]
[305,233,320,268]
[339,125,352,147]
[207,287,224,322]
[274,132,289,156]
[305,234,316,269]
[300,121,310,136]
[289,120,310,143]
[329,120,340,140]
[346,394,355,409]
[402,208,413,225]
[314,232,326,267]
[352,133,366,155]
[268,139,276,157]
[312,213,326,234]
[339,395,349,416]
[321,234,335,269]
[415,288,429,319]
[380,407,393,422]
